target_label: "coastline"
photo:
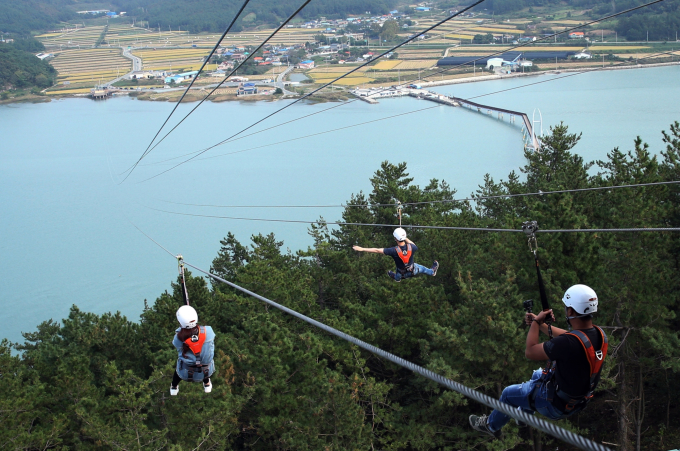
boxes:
[2,61,677,106]
[418,61,680,88]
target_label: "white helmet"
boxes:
[176,305,198,329]
[393,227,407,241]
[562,284,598,315]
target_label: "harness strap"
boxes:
[541,327,608,412]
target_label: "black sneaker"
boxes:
[469,414,501,439]
[432,260,439,276]
[388,271,401,282]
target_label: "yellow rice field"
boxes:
[588,46,650,51]
[472,27,524,34]
[372,60,403,70]
[394,60,438,69]
[312,77,374,86]
[45,88,94,95]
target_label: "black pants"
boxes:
[172,369,209,387]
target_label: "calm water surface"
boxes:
[1,65,678,342]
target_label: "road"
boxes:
[102,46,143,87]
[275,65,295,95]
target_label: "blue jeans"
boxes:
[487,369,569,432]
[394,263,434,281]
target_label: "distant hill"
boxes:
[0,0,76,34]
[109,0,398,32]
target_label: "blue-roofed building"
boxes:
[238,82,258,95]
[164,71,199,84]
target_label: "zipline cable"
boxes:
[138,0,666,177]
[153,180,680,209]
[147,105,440,166]
[181,259,611,451]
[178,255,191,305]
[129,220,611,450]
[144,205,680,233]
[122,0,313,181]
[135,0,252,167]
[142,48,680,168]
[137,0,488,183]
[144,206,521,232]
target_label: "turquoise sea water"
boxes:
[1,65,678,342]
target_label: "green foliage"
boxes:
[109,0,398,33]
[10,37,45,53]
[4,122,680,449]
[473,32,495,44]
[0,43,57,89]
[0,0,76,34]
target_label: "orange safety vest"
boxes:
[547,326,608,412]
[183,326,207,356]
[565,326,608,391]
[182,326,210,382]
[395,244,413,266]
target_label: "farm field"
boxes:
[372,60,402,70]
[38,26,106,48]
[48,48,131,88]
[393,60,438,69]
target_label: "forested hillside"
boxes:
[109,0,397,32]
[470,0,680,41]
[2,122,679,450]
[0,0,75,34]
[0,41,57,90]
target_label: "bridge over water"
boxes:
[351,87,541,151]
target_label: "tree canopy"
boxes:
[110,0,397,33]
[0,42,57,89]
[0,0,75,34]
[3,121,680,450]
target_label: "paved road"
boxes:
[123,47,143,71]
[275,65,295,95]
[102,47,142,87]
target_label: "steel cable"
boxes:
[142,48,680,168]
[136,0,252,165]
[144,205,680,233]
[136,0,667,181]
[182,260,612,451]
[152,180,680,209]
[122,0,313,181]
[137,0,488,182]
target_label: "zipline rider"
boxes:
[170,305,216,395]
[352,227,439,282]
[470,284,608,438]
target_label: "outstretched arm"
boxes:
[353,245,384,254]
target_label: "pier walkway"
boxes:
[350,86,541,151]
[450,96,541,150]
